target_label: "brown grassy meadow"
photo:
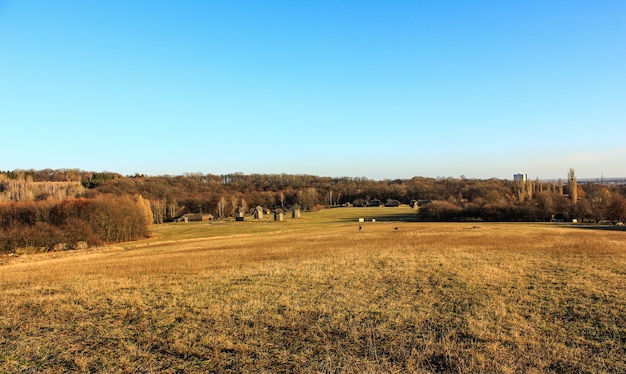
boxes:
[1,207,625,373]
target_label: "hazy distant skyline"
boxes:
[1,1,624,180]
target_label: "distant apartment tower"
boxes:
[514,172,527,182]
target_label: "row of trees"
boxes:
[1,169,625,253]
[0,176,86,202]
[418,193,626,222]
[0,195,152,253]
[82,172,624,223]
[419,170,626,222]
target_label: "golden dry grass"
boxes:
[1,209,625,373]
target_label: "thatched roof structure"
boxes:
[254,206,264,219]
[176,213,203,222]
[291,204,301,218]
[385,199,400,207]
[235,207,245,221]
[274,208,284,221]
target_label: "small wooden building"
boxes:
[385,199,400,207]
[417,199,432,207]
[274,208,284,221]
[291,204,301,218]
[235,207,245,221]
[254,206,264,219]
[176,213,203,222]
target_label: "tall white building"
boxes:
[513,172,527,182]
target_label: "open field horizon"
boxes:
[1,208,625,373]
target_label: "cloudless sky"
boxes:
[1,0,624,180]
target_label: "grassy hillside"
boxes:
[139,206,418,244]
[1,207,625,373]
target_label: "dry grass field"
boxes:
[1,207,625,373]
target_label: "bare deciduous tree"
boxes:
[217,196,226,218]
[230,195,238,216]
[568,168,578,204]
[241,198,248,214]
[167,198,178,220]
[151,199,166,224]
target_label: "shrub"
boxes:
[0,195,151,253]
[419,201,462,220]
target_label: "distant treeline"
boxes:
[1,169,625,252]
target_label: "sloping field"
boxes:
[1,208,625,373]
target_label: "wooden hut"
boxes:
[235,207,245,221]
[176,213,203,222]
[254,206,264,219]
[417,199,432,207]
[291,204,301,218]
[274,208,284,221]
[385,199,400,207]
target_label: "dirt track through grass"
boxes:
[1,211,625,373]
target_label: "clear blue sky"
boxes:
[1,1,624,180]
